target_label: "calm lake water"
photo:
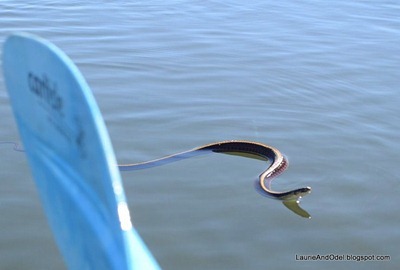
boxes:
[1,1,399,269]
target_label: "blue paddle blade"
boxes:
[2,33,161,270]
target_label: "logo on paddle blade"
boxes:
[28,72,63,113]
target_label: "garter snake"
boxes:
[119,140,312,218]
[2,140,312,218]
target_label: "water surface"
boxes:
[0,1,399,269]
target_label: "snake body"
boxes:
[1,140,312,217]
[119,140,311,202]
[0,141,25,152]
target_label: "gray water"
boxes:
[1,1,399,269]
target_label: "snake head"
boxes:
[276,186,312,201]
[292,186,312,199]
[281,187,312,219]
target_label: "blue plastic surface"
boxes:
[2,33,161,270]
